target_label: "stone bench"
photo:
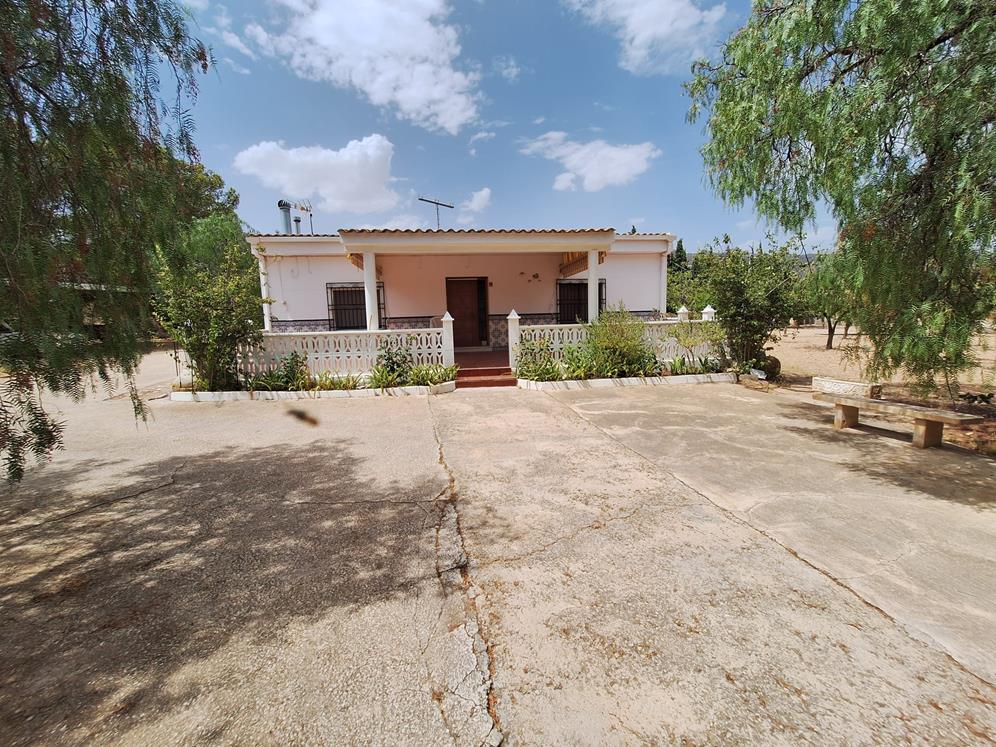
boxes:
[812,376,882,399]
[812,392,983,448]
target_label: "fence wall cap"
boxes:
[441,311,454,321]
[507,310,520,320]
[702,305,715,313]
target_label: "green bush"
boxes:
[368,364,403,390]
[375,340,413,379]
[313,371,362,390]
[515,339,562,381]
[156,213,266,391]
[579,305,659,377]
[406,364,459,386]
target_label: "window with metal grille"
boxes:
[556,279,606,323]
[326,283,385,330]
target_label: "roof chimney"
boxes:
[277,200,292,234]
[293,216,302,234]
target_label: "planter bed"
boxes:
[517,372,736,391]
[170,380,456,402]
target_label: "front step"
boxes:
[457,366,511,378]
[456,375,517,388]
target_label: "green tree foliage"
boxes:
[155,214,265,392]
[800,251,857,349]
[0,1,210,479]
[668,244,719,312]
[687,0,996,393]
[702,238,804,369]
[668,238,689,273]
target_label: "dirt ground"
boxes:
[770,326,996,455]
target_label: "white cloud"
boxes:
[205,5,257,59]
[492,55,522,82]
[244,0,480,134]
[520,131,661,192]
[533,116,546,125]
[233,134,399,214]
[457,187,492,224]
[182,0,209,10]
[564,0,727,74]
[469,131,496,145]
[221,57,250,75]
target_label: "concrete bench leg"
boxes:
[912,418,943,448]
[834,403,859,429]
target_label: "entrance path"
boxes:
[432,387,996,743]
[550,383,996,686]
[0,356,993,743]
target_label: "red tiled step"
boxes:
[457,366,512,378]
[456,374,517,388]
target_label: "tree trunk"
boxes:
[825,318,836,349]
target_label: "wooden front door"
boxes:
[446,277,484,347]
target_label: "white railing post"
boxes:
[677,305,690,322]
[441,312,455,366]
[507,310,520,370]
[363,251,378,330]
[701,305,716,321]
[587,249,599,322]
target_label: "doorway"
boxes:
[445,277,488,347]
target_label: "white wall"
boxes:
[265,255,362,321]
[262,250,666,320]
[599,254,664,312]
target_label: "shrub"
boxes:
[278,351,310,391]
[407,364,459,386]
[515,339,562,381]
[376,340,413,380]
[581,305,658,377]
[156,214,266,391]
[314,371,362,390]
[368,364,403,390]
[702,239,804,372]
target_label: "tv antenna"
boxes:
[293,200,314,233]
[417,195,454,229]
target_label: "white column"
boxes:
[587,249,599,322]
[701,305,716,321]
[257,254,271,332]
[659,253,668,317]
[363,251,378,330]
[441,312,455,366]
[677,305,690,322]
[506,310,520,369]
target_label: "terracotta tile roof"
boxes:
[336,227,615,234]
[247,232,341,237]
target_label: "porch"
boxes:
[251,229,674,351]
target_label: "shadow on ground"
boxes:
[0,441,441,742]
[779,400,996,509]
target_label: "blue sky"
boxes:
[181,0,834,250]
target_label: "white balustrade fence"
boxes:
[508,308,721,368]
[239,316,454,376]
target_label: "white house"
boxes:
[247,227,675,352]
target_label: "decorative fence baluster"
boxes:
[238,327,448,376]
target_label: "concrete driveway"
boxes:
[1,355,993,744]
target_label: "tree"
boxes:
[668,238,689,273]
[156,214,265,392]
[687,0,996,395]
[703,238,804,370]
[0,1,209,479]
[801,251,856,349]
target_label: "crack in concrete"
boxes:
[426,398,504,746]
[543,391,996,690]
